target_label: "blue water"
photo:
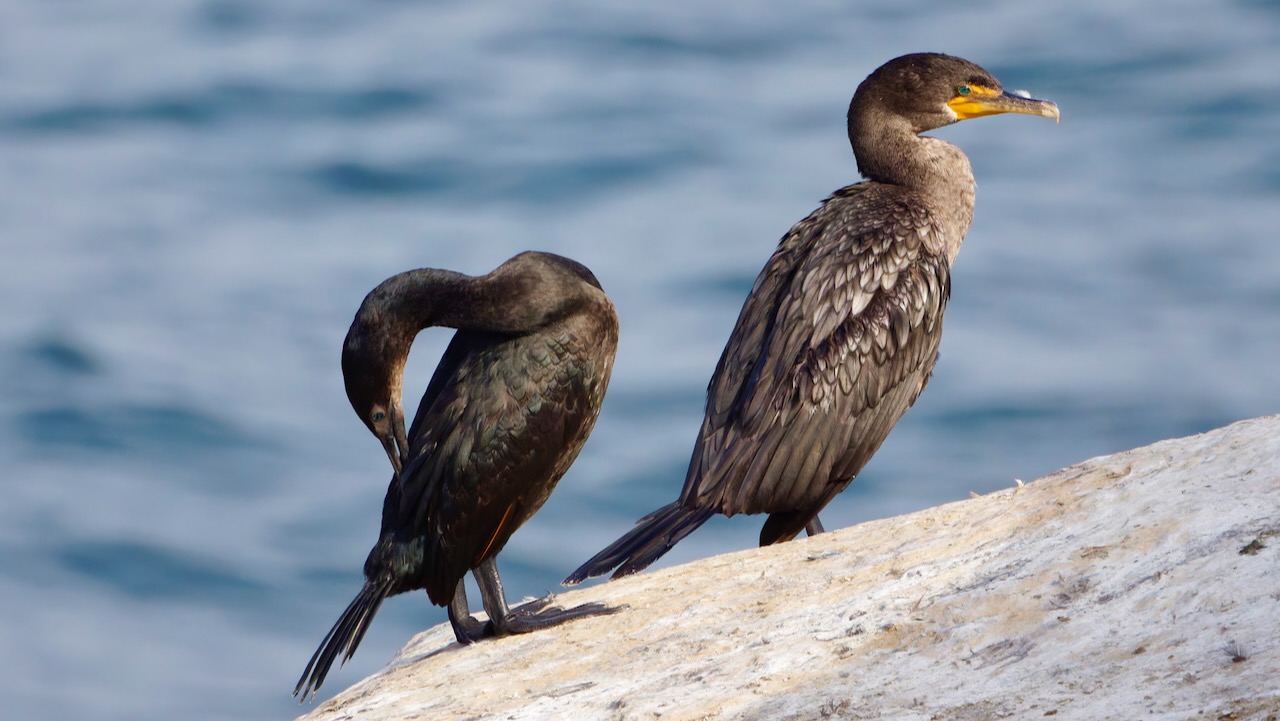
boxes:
[3,1,1278,719]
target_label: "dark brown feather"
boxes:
[683,183,949,518]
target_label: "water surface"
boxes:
[2,1,1278,718]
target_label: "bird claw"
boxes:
[495,598,623,635]
[509,595,558,617]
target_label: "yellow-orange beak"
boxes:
[948,87,1060,123]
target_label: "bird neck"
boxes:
[378,268,472,335]
[344,269,470,407]
[851,114,976,263]
[362,260,591,346]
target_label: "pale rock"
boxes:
[296,415,1280,721]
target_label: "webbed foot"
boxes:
[495,596,622,635]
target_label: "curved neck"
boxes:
[341,256,600,466]
[852,109,970,187]
[368,269,470,354]
[849,109,976,263]
[371,262,585,342]
[346,257,598,391]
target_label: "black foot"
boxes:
[446,582,494,645]
[449,612,494,645]
[761,510,825,545]
[495,596,622,635]
[509,595,556,616]
[468,558,624,639]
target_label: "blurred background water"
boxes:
[2,0,1278,718]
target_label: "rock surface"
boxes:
[295,416,1280,721]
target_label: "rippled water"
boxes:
[2,1,1278,719]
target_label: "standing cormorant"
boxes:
[566,52,1058,584]
[296,251,619,699]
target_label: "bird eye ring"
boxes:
[957,85,971,96]
[372,411,386,422]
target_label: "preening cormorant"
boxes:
[566,52,1058,584]
[296,251,619,699]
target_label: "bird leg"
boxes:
[805,515,825,536]
[761,509,826,545]
[473,556,619,636]
[445,581,493,645]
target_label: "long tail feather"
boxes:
[563,502,716,584]
[294,579,392,701]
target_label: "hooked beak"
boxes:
[948,90,1060,123]
[377,401,410,479]
[391,403,409,473]
[379,432,403,478]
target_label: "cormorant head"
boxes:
[850,52,1059,137]
[341,290,410,478]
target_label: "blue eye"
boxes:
[957,85,971,96]
[373,411,385,422]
